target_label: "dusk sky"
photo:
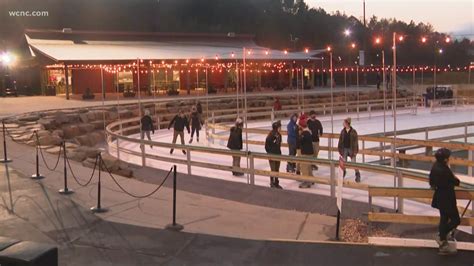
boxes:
[306,0,473,38]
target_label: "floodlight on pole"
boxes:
[421,37,427,43]
[344,29,351,37]
[1,52,14,66]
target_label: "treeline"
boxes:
[1,0,472,67]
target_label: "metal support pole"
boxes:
[59,141,73,194]
[31,131,45,179]
[91,154,108,213]
[211,112,215,144]
[464,125,468,143]
[166,165,184,231]
[1,121,12,163]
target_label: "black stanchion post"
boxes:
[1,120,12,164]
[31,131,45,179]
[59,141,73,194]
[91,153,108,213]
[166,165,183,231]
[335,210,341,241]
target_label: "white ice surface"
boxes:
[109,106,474,233]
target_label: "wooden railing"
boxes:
[368,187,474,234]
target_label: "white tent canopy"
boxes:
[25,33,323,62]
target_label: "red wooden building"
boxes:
[25,29,323,99]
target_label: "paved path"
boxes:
[1,163,473,265]
[0,86,376,118]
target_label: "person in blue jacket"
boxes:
[286,113,298,173]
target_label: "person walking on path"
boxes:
[168,109,190,155]
[286,113,298,173]
[265,120,283,189]
[298,115,315,189]
[140,109,155,148]
[429,148,461,255]
[227,118,244,176]
[337,117,361,182]
[189,105,202,144]
[307,110,323,171]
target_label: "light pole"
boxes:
[374,37,386,137]
[328,46,334,161]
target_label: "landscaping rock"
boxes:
[18,115,40,122]
[38,134,62,146]
[62,125,82,139]
[101,152,119,171]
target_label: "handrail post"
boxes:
[368,102,371,119]
[397,171,404,213]
[186,148,191,175]
[271,108,275,123]
[249,152,255,185]
[141,142,146,167]
[330,161,335,198]
[368,194,372,236]
[323,104,326,115]
[362,140,365,163]
[116,136,120,160]
[464,125,468,143]
[468,150,473,177]
[157,115,161,130]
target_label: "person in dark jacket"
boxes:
[227,118,244,176]
[189,105,201,144]
[286,113,298,173]
[307,110,323,170]
[196,101,204,124]
[168,109,190,155]
[298,116,315,189]
[140,109,155,148]
[265,120,283,189]
[337,117,361,182]
[429,148,461,254]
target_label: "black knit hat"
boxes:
[272,120,282,130]
[309,110,316,116]
[435,148,451,162]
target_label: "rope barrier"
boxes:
[100,156,173,199]
[36,133,62,171]
[65,152,98,187]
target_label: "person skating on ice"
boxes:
[307,110,323,171]
[286,113,299,173]
[337,117,361,182]
[298,114,315,189]
[140,109,155,149]
[227,118,244,176]
[168,109,190,155]
[265,120,283,189]
[189,105,201,144]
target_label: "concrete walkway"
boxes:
[2,161,473,265]
[3,136,337,242]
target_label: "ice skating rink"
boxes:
[110,106,474,232]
